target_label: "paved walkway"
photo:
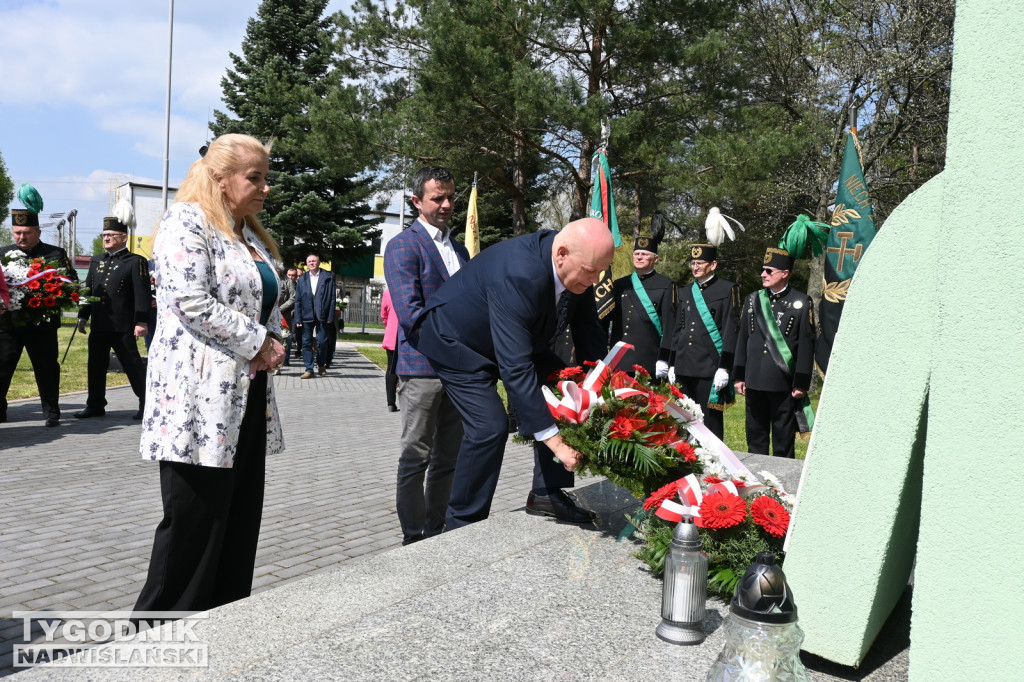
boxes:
[0,343,541,677]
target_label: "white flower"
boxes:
[7,288,25,310]
[757,469,786,494]
[673,395,704,422]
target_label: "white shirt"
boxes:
[535,258,567,442]
[309,270,320,296]
[421,221,462,277]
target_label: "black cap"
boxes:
[729,552,798,624]
[11,209,39,228]
[763,247,794,271]
[691,244,717,262]
[102,217,129,233]
[634,234,660,254]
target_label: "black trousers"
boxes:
[0,323,60,420]
[134,372,268,614]
[679,375,724,441]
[744,388,796,459]
[385,348,398,407]
[86,329,147,409]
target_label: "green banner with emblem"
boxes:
[817,129,877,373]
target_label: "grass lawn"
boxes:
[355,346,818,459]
[6,324,144,401]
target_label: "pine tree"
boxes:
[0,149,14,230]
[211,0,382,269]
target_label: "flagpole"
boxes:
[161,0,174,214]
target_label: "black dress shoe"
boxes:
[525,490,597,524]
[74,407,105,419]
[45,417,60,427]
[132,409,144,420]
[387,404,399,413]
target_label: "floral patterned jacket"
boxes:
[140,202,285,467]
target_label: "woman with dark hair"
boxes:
[134,133,286,614]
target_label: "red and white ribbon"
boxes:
[663,401,758,487]
[8,268,74,287]
[545,342,636,423]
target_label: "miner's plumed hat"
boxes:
[11,183,44,228]
[633,210,666,254]
[693,207,744,262]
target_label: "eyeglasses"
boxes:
[761,267,786,275]
[100,233,127,238]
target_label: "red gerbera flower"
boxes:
[643,480,680,511]
[674,441,697,463]
[609,416,637,440]
[28,297,42,308]
[669,384,686,400]
[70,291,80,302]
[558,366,583,380]
[28,280,41,290]
[646,391,666,414]
[750,495,791,538]
[582,360,598,367]
[632,364,650,378]
[43,296,57,307]
[702,475,723,484]
[697,492,747,530]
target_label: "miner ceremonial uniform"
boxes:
[0,207,78,426]
[76,217,151,419]
[608,228,677,376]
[733,249,816,458]
[664,264,740,440]
[609,270,677,376]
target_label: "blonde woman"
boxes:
[134,134,286,615]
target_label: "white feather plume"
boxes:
[112,198,137,229]
[704,207,745,247]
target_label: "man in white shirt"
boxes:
[294,253,336,378]
[383,166,470,544]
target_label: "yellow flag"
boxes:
[466,183,480,258]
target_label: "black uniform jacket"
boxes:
[608,270,677,376]
[732,286,815,393]
[77,249,152,332]
[664,275,740,379]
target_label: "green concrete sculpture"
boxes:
[781,1,1024,678]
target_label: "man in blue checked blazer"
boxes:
[383,166,469,545]
[411,218,613,530]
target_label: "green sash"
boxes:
[630,272,662,339]
[756,290,815,431]
[691,282,734,407]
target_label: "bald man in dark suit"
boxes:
[411,218,614,530]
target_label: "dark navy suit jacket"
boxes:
[294,268,336,324]
[383,219,469,376]
[412,230,605,436]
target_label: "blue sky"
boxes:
[1,0,350,248]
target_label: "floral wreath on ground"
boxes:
[522,342,796,600]
[1,250,82,326]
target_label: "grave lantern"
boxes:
[656,515,708,644]
[705,552,808,681]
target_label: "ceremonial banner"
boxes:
[817,128,876,373]
[588,149,623,319]
[465,181,480,258]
